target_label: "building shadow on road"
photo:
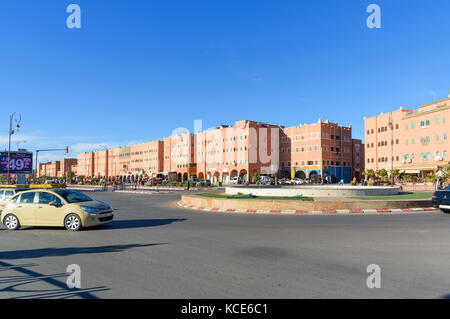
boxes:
[0,243,165,260]
[98,218,186,230]
[0,261,109,299]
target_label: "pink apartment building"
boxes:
[164,133,196,182]
[38,158,78,178]
[195,120,281,183]
[364,97,450,177]
[73,119,364,183]
[38,161,60,178]
[280,119,363,182]
[76,141,164,180]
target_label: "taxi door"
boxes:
[35,192,65,226]
[10,191,38,226]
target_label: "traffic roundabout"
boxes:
[178,191,434,215]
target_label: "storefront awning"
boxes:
[403,169,421,174]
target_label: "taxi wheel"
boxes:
[4,214,20,230]
[64,214,82,231]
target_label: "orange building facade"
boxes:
[76,141,164,180]
[38,158,77,178]
[280,119,362,182]
[73,119,364,183]
[194,120,281,183]
[364,97,450,177]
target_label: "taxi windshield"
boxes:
[53,189,93,203]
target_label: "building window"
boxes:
[405,124,409,130]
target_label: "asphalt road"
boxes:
[1,191,449,299]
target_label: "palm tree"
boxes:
[391,169,401,183]
[376,169,388,180]
[67,171,76,184]
[363,169,376,180]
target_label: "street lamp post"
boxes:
[7,112,21,185]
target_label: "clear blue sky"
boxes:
[1,0,449,162]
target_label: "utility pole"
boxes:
[7,112,21,185]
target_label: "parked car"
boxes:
[259,176,275,185]
[188,177,199,183]
[375,180,392,186]
[1,189,114,231]
[290,178,304,185]
[432,190,450,213]
[277,178,289,185]
[0,187,28,212]
[230,177,240,184]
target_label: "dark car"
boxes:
[432,190,450,213]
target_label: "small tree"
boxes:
[67,171,76,184]
[376,169,388,180]
[426,173,437,184]
[253,171,260,184]
[363,169,376,181]
[390,169,401,183]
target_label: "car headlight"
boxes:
[80,206,101,214]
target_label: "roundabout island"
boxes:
[179,185,434,214]
[225,184,401,197]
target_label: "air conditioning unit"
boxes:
[434,156,443,161]
[407,159,412,163]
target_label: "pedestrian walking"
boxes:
[187,180,190,191]
[436,177,442,190]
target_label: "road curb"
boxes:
[114,190,173,195]
[112,188,216,194]
[176,201,437,215]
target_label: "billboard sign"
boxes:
[0,151,33,175]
